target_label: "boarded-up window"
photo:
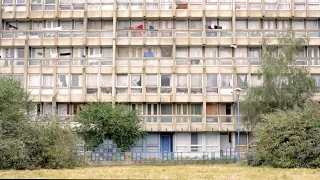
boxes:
[206,104,218,115]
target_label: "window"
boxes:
[28,74,40,87]
[265,0,277,10]
[45,48,57,58]
[14,74,24,87]
[74,20,83,30]
[57,74,68,87]
[146,104,158,122]
[279,0,290,10]
[205,47,218,65]
[161,74,172,93]
[191,104,202,123]
[176,74,188,94]
[17,48,24,58]
[295,0,306,10]
[190,20,202,29]
[221,74,233,87]
[42,74,53,87]
[176,20,187,30]
[146,0,158,10]
[191,74,202,94]
[191,132,202,152]
[146,133,159,152]
[207,74,218,94]
[177,104,188,115]
[176,47,188,57]
[57,103,69,115]
[60,21,72,30]
[190,47,202,65]
[131,74,142,93]
[237,74,248,88]
[86,74,98,94]
[100,74,112,94]
[45,0,55,10]
[59,48,72,58]
[116,74,128,93]
[251,74,262,87]
[117,47,129,57]
[160,104,172,123]
[88,20,101,30]
[292,20,304,29]
[312,74,320,87]
[146,74,157,93]
[71,74,82,87]
[235,48,248,65]
[235,133,248,146]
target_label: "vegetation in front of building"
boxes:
[242,32,320,168]
[76,102,147,152]
[0,77,79,170]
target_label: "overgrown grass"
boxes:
[0,164,320,179]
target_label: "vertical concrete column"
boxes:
[83,0,88,45]
[112,5,117,103]
[26,0,30,18]
[24,40,29,90]
[55,0,59,18]
[232,0,236,46]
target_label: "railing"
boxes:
[91,152,125,161]
[206,115,234,124]
[131,151,238,161]
[116,58,172,66]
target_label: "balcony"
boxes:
[205,30,233,45]
[87,30,113,45]
[87,0,114,17]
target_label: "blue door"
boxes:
[161,135,170,160]
[161,135,170,153]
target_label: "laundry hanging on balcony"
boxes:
[129,24,144,37]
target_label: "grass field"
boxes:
[0,164,319,180]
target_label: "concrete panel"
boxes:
[308,10,320,18]
[87,38,100,46]
[145,67,158,74]
[206,124,220,131]
[190,96,203,102]
[159,124,173,131]
[265,10,277,17]
[219,38,233,45]
[88,11,101,18]
[58,67,71,73]
[236,67,250,73]
[219,10,232,17]
[130,38,144,45]
[144,124,159,131]
[175,124,190,132]
[235,10,248,17]
[73,11,84,18]
[248,10,262,17]
[29,39,42,46]
[59,11,72,18]
[206,95,219,102]
[220,124,235,131]
[86,95,98,102]
[236,38,249,45]
[190,124,204,131]
[40,95,53,102]
[115,95,129,102]
[220,95,233,102]
[309,39,320,46]
[100,95,112,102]
[190,38,203,45]
[1,40,13,46]
[72,38,83,46]
[117,10,130,17]
[160,67,173,74]
[15,12,27,19]
[131,10,143,17]
[100,38,113,46]
[146,10,159,17]
[101,10,113,17]
[175,10,188,17]
[2,12,15,19]
[219,67,234,73]
[145,38,159,45]
[160,10,173,17]
[190,67,203,73]
[190,10,202,17]
[130,67,143,73]
[278,10,291,17]
[13,67,24,73]
[115,66,129,73]
[56,95,70,102]
[41,67,54,74]
[116,38,130,45]
[43,39,56,46]
[14,39,26,46]
[175,38,188,45]
[249,38,261,45]
[160,38,173,45]
[71,95,84,102]
[43,11,55,18]
[295,10,307,17]
[28,67,41,74]
[100,67,113,74]
[160,95,172,102]
[130,95,144,102]
[175,95,189,102]
[145,95,159,102]
[58,39,71,46]
[206,38,219,45]
[85,67,99,73]
[205,10,218,17]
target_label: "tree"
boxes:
[76,102,147,152]
[241,32,317,126]
[0,76,79,170]
[248,101,320,168]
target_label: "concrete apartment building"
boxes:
[0,0,320,156]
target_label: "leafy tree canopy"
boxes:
[241,33,317,126]
[76,102,146,152]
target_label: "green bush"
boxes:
[0,77,80,170]
[248,102,320,168]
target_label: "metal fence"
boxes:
[131,151,237,161]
